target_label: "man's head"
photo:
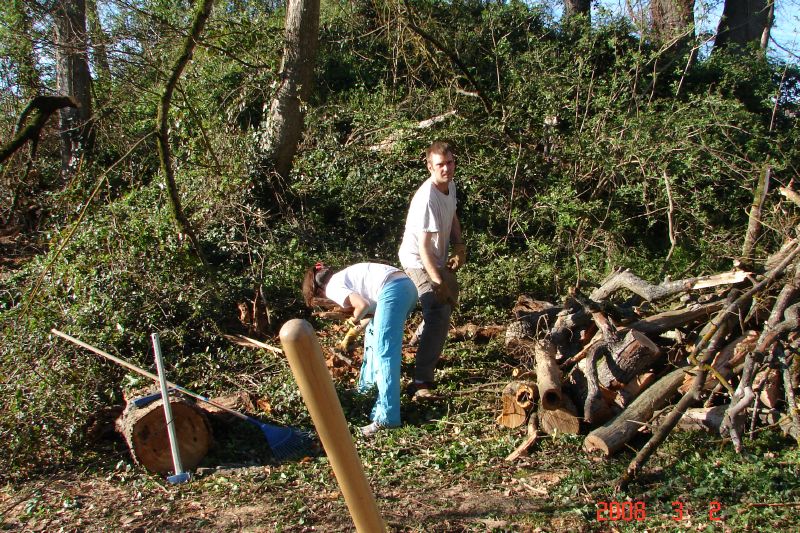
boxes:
[426,140,456,192]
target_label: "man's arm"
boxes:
[419,231,443,285]
[450,214,462,245]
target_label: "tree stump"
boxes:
[116,394,213,474]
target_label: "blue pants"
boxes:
[357,277,417,426]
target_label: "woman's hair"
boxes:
[302,262,334,307]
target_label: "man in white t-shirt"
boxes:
[398,140,466,399]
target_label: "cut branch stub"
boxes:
[597,330,662,388]
[533,339,562,410]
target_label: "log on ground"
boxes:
[116,394,213,474]
[583,366,689,456]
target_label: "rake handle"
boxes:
[50,328,250,423]
[279,319,385,533]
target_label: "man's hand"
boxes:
[432,278,457,306]
[447,243,466,271]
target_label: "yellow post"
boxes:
[279,319,386,533]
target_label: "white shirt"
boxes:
[398,178,457,270]
[325,263,402,308]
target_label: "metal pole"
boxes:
[151,333,190,484]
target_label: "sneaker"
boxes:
[407,381,437,400]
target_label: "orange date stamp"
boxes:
[595,500,723,522]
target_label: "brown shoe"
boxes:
[407,381,437,400]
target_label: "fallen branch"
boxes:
[590,268,749,302]
[0,95,77,164]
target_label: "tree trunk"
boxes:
[156,0,215,262]
[258,0,320,185]
[650,0,695,46]
[86,0,112,88]
[563,0,590,21]
[714,0,773,52]
[53,0,94,176]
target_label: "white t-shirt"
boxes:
[398,178,457,270]
[325,263,402,308]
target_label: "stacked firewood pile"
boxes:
[501,245,800,474]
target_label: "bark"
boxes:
[53,0,95,175]
[259,0,320,182]
[584,366,689,456]
[580,347,614,425]
[678,331,756,394]
[741,165,771,267]
[649,0,695,46]
[550,308,592,346]
[627,300,725,335]
[782,353,800,444]
[723,290,800,451]
[563,0,590,21]
[115,395,213,475]
[596,330,662,389]
[617,242,800,490]
[156,0,215,263]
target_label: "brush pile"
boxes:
[502,244,800,463]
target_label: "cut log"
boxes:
[627,300,725,336]
[539,395,581,435]
[615,372,656,409]
[116,395,213,474]
[533,340,562,410]
[596,330,662,388]
[496,381,536,428]
[583,366,689,456]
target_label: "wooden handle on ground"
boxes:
[279,319,385,533]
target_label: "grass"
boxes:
[1,329,798,531]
